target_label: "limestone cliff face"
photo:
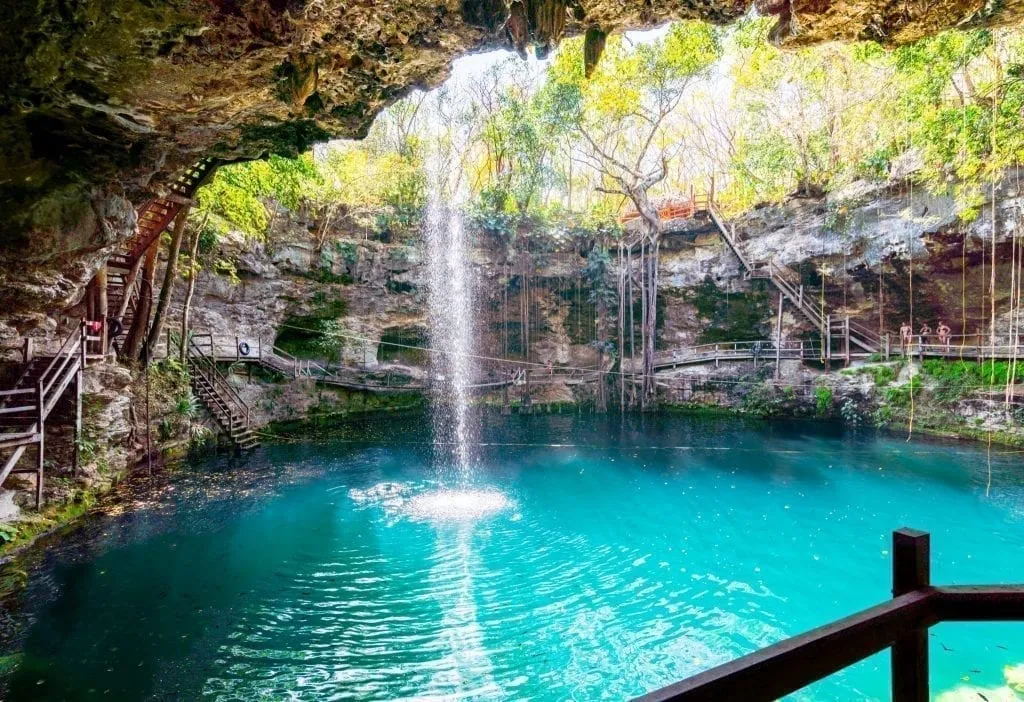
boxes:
[184,174,1024,379]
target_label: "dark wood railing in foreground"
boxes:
[635,529,1024,702]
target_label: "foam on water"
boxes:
[349,482,515,523]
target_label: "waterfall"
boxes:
[424,181,477,482]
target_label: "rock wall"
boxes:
[7,172,1024,527]
[3,0,1021,330]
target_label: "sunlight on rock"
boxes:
[1005,662,1024,694]
[936,684,1022,702]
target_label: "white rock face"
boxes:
[0,489,21,523]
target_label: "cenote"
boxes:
[2,413,1023,701]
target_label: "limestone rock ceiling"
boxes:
[0,0,1019,244]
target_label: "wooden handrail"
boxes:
[38,323,83,395]
[634,529,1024,702]
[188,339,252,427]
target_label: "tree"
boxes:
[544,22,721,406]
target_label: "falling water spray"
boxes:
[424,164,478,483]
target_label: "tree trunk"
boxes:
[179,225,202,363]
[123,240,160,362]
[627,244,636,407]
[618,242,625,412]
[145,207,190,361]
[642,239,660,406]
[639,240,647,409]
[629,186,661,410]
[95,266,108,354]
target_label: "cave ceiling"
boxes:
[0,0,1019,244]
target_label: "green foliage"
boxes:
[0,523,19,544]
[176,21,1024,261]
[741,384,784,417]
[884,375,923,408]
[843,363,898,386]
[274,294,349,362]
[197,154,323,237]
[839,398,861,426]
[75,435,99,466]
[815,386,834,417]
[921,359,1023,402]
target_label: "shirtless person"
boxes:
[936,321,951,350]
[919,322,933,345]
[899,322,913,354]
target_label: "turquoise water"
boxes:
[3,413,1024,701]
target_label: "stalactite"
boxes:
[526,0,567,58]
[584,28,607,78]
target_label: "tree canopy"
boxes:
[194,21,1024,236]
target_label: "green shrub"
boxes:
[884,375,922,408]
[814,386,834,416]
[872,404,894,427]
[0,523,19,544]
[864,365,897,386]
[918,360,1022,402]
[741,385,782,417]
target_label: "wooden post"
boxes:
[885,334,891,361]
[35,379,44,510]
[73,367,82,476]
[844,316,851,366]
[95,266,108,354]
[892,529,930,702]
[826,314,832,362]
[775,292,784,380]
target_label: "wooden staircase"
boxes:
[709,207,881,357]
[0,323,90,508]
[186,339,258,451]
[106,158,219,355]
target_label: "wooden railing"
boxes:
[635,529,1024,702]
[619,196,711,225]
[0,322,89,507]
[188,336,251,429]
[650,340,822,369]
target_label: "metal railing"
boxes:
[635,529,1024,702]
